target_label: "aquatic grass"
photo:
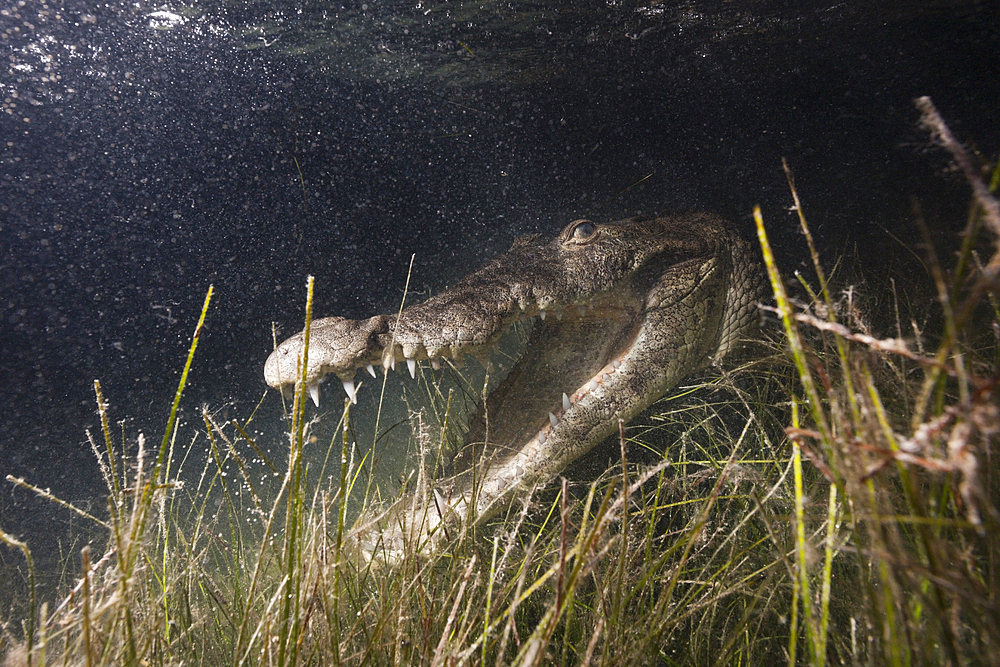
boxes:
[1,99,998,666]
[752,98,1000,666]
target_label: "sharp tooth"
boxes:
[549,412,558,427]
[602,373,610,382]
[613,360,621,369]
[342,378,357,404]
[538,432,547,445]
[406,358,416,378]
[539,310,547,321]
[562,393,571,411]
[431,358,441,371]
[366,364,377,378]
[308,381,320,407]
[588,380,598,391]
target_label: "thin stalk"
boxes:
[206,413,265,516]
[80,546,93,667]
[787,562,799,667]
[639,450,741,656]
[94,381,122,502]
[612,419,629,648]
[753,206,835,466]
[125,285,213,578]
[332,399,352,667]
[278,275,315,667]
[367,253,417,505]
[230,419,279,475]
[1,529,36,667]
[431,555,476,667]
[234,278,312,666]
[818,482,838,663]
[202,410,238,530]
[783,159,862,427]
[4,477,109,529]
[36,602,46,667]
[481,535,499,667]
[862,361,962,663]
[791,399,819,665]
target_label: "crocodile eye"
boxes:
[571,221,596,241]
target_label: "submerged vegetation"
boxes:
[2,99,998,666]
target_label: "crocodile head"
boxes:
[264,213,764,563]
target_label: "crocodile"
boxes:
[264,213,764,563]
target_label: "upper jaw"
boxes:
[262,284,637,409]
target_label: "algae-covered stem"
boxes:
[279,274,315,667]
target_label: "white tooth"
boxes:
[342,378,357,404]
[612,360,621,369]
[431,358,441,371]
[366,364,377,378]
[539,310,547,320]
[406,358,416,378]
[602,373,610,382]
[308,382,320,407]
[549,412,558,427]
[589,380,598,391]
[538,432,547,445]
[562,393,571,411]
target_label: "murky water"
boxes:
[1,0,997,615]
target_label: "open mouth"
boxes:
[455,299,643,469]
[263,291,643,468]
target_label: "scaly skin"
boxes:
[265,213,764,564]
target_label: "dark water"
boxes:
[1,0,998,610]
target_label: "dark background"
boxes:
[1,0,998,608]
